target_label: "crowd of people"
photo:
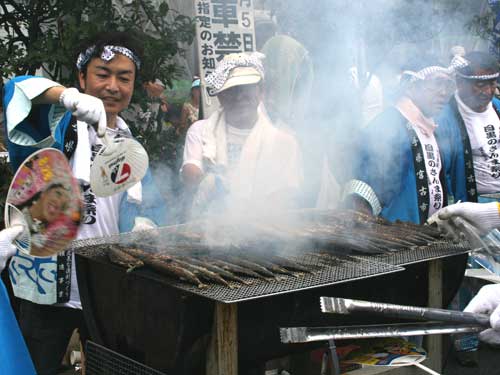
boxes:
[2,28,500,374]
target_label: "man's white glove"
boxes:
[59,87,107,137]
[131,217,157,232]
[465,284,500,345]
[427,202,500,239]
[0,226,24,273]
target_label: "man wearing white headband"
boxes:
[344,55,457,224]
[436,51,500,204]
[429,51,500,365]
[181,52,303,216]
[2,31,166,374]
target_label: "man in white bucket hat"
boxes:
[181,52,303,217]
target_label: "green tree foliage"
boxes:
[0,0,195,132]
[0,0,196,226]
[0,0,195,85]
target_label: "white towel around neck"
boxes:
[201,103,302,202]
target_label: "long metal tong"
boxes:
[279,297,489,344]
[320,297,491,327]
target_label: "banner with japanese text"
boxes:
[194,0,256,117]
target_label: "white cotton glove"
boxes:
[427,202,500,239]
[0,226,24,272]
[131,217,157,232]
[59,87,107,137]
[427,210,456,240]
[465,284,500,346]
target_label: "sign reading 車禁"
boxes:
[195,0,257,118]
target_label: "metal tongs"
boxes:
[280,297,489,343]
[449,215,494,254]
[280,297,488,375]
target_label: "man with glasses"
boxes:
[344,56,458,224]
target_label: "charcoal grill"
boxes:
[72,222,470,375]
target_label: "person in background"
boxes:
[343,55,458,224]
[434,52,500,365]
[0,226,36,375]
[176,78,201,174]
[437,51,500,204]
[349,66,384,127]
[181,52,303,217]
[179,77,201,135]
[3,31,167,374]
[143,78,169,128]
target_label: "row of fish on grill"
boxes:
[100,209,445,288]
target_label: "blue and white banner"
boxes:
[0,280,36,374]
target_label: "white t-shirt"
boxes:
[226,125,252,169]
[456,93,500,194]
[61,122,126,309]
[181,120,251,173]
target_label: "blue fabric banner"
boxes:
[0,280,36,375]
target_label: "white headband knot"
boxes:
[76,45,141,71]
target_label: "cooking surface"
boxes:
[75,244,404,303]
[71,232,470,303]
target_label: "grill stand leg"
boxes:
[328,339,341,375]
[423,259,443,372]
[206,303,238,375]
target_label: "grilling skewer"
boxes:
[107,246,144,272]
[164,257,232,287]
[220,255,277,278]
[121,247,207,288]
[73,208,471,291]
[233,253,299,277]
[207,259,269,281]
[178,256,253,285]
[320,297,491,327]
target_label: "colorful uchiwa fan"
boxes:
[4,148,83,257]
[342,338,439,375]
[90,134,149,197]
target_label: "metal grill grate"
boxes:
[367,242,471,266]
[70,228,471,304]
[85,341,167,375]
[75,244,403,303]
